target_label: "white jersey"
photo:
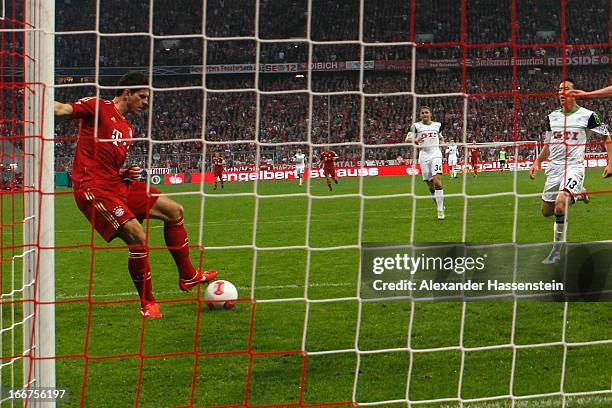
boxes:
[294,153,306,168]
[446,144,458,160]
[545,106,606,167]
[408,121,443,162]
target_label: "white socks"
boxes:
[434,189,444,211]
[553,214,566,252]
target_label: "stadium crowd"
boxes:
[52,0,610,69]
[6,0,612,172]
[51,64,610,173]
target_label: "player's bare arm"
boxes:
[529,144,550,180]
[404,124,417,143]
[54,101,73,118]
[571,85,612,99]
[603,135,612,178]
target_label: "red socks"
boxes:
[128,217,197,304]
[163,216,197,279]
[128,248,154,305]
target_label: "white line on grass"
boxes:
[56,281,352,300]
[433,396,612,408]
[51,201,516,236]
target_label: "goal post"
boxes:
[23,0,56,405]
[7,0,610,406]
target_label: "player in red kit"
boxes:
[319,147,338,191]
[469,142,480,177]
[54,72,218,318]
[212,152,225,190]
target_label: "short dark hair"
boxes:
[420,105,432,112]
[116,71,148,96]
[562,77,576,86]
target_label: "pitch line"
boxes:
[50,200,518,236]
[434,396,612,408]
[55,281,352,300]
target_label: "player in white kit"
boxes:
[405,106,446,219]
[529,79,612,264]
[446,140,459,178]
[293,149,306,186]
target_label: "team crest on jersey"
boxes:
[113,206,125,217]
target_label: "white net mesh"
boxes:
[4,0,610,406]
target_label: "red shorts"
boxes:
[324,167,336,178]
[213,169,224,178]
[73,181,161,242]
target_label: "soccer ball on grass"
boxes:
[204,280,238,310]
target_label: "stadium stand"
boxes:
[48,0,610,172]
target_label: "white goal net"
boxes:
[2,0,611,407]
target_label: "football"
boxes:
[203,280,238,310]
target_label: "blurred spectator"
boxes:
[6,1,611,172]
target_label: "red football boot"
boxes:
[141,302,163,319]
[179,269,218,291]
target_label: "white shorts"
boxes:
[541,165,584,202]
[448,157,457,166]
[295,166,305,176]
[420,157,443,181]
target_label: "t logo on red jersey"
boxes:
[111,128,127,147]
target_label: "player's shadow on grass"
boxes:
[557,243,612,302]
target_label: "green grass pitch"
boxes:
[2,169,611,407]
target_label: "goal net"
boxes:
[1,0,55,406]
[2,0,612,407]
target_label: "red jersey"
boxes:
[212,157,224,172]
[320,151,338,169]
[69,97,134,187]
[470,148,480,162]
